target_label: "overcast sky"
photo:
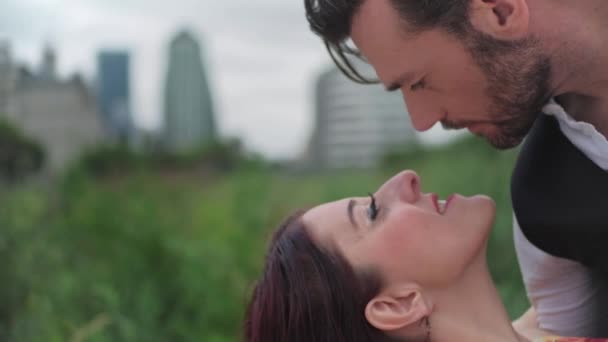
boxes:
[1,0,461,159]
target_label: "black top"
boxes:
[511,114,608,337]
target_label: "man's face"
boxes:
[350,0,552,149]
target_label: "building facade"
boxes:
[0,40,17,119]
[8,46,107,174]
[311,61,416,169]
[163,30,216,153]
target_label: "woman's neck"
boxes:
[428,254,530,342]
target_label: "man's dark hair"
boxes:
[304,0,472,83]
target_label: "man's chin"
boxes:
[485,134,524,150]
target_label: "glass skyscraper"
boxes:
[97,51,131,141]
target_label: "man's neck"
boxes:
[428,255,530,342]
[543,1,608,136]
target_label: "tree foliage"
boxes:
[0,119,45,182]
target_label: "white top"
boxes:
[514,100,608,336]
[543,99,608,170]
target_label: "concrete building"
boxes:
[163,30,216,153]
[39,44,57,81]
[310,61,416,169]
[10,47,107,173]
[97,50,132,141]
[0,40,17,119]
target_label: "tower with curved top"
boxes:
[163,30,216,153]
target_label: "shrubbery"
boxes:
[0,119,44,182]
[72,138,264,179]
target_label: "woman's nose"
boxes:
[398,170,420,203]
[377,170,420,203]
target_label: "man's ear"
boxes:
[468,0,530,39]
[364,286,431,332]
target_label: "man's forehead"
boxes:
[350,0,420,83]
[351,0,404,39]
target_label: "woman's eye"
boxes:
[410,78,426,91]
[367,193,380,221]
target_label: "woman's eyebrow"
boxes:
[347,199,360,230]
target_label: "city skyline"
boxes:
[2,0,463,159]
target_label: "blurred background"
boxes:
[0,0,527,341]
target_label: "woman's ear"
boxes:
[469,0,530,39]
[365,287,431,332]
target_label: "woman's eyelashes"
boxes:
[367,193,380,221]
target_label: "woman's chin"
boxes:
[470,194,496,218]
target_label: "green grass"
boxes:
[0,136,528,341]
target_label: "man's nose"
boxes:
[402,93,441,132]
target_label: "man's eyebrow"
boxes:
[347,199,359,230]
[385,71,416,92]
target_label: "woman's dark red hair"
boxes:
[244,210,403,342]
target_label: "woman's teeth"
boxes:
[438,200,446,214]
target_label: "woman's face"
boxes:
[303,170,496,288]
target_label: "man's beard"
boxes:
[446,28,554,149]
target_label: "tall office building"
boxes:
[97,51,132,141]
[311,61,416,169]
[163,30,216,153]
